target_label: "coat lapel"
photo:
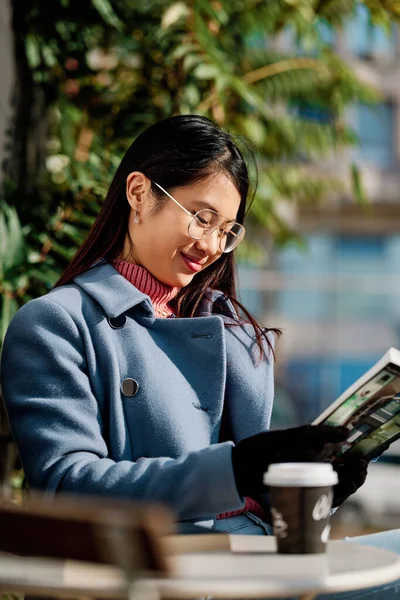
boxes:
[74,260,153,318]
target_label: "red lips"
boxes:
[181,253,206,273]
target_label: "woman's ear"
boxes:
[126,171,151,210]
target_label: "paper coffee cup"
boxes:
[263,463,338,554]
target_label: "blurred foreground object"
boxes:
[0,492,173,599]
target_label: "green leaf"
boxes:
[0,211,7,276]
[182,53,202,73]
[5,205,26,267]
[192,63,219,80]
[25,34,41,69]
[91,0,124,30]
[0,294,18,343]
[171,43,197,60]
[28,268,61,285]
[351,163,368,206]
[0,203,26,274]
[196,0,229,26]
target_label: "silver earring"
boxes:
[134,211,140,224]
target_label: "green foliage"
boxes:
[0,201,26,342]
[1,0,399,337]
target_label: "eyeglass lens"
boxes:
[188,209,244,253]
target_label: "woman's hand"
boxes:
[331,441,392,508]
[232,424,349,497]
[332,457,368,508]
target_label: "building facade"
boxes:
[240,6,400,426]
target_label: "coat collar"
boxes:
[74,260,154,319]
[73,259,237,320]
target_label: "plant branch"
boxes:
[244,57,329,85]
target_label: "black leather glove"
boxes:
[332,442,391,508]
[367,441,391,461]
[332,457,368,508]
[232,425,349,497]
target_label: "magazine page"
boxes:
[313,349,400,460]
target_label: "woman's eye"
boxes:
[197,215,210,226]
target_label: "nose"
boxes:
[194,229,220,256]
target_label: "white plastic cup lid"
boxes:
[263,463,338,488]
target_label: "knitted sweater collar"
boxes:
[112,259,179,318]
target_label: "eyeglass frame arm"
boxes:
[152,181,241,239]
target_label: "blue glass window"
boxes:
[336,236,385,259]
[317,20,336,47]
[296,103,334,124]
[239,287,263,318]
[353,102,395,168]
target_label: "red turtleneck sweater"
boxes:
[112,259,265,521]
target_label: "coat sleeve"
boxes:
[0,298,243,521]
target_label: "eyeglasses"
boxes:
[152,181,245,253]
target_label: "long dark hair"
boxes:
[55,115,280,358]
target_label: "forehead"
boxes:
[179,173,242,220]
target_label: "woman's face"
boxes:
[124,171,242,288]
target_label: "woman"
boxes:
[1,115,399,598]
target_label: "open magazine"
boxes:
[312,347,400,462]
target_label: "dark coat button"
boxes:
[121,378,139,397]
[108,314,127,329]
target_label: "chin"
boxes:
[170,273,196,288]
[160,266,197,288]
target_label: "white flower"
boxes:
[46,154,70,173]
[86,48,118,71]
[123,53,143,69]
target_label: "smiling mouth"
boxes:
[181,253,206,273]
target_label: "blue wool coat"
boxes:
[0,261,274,522]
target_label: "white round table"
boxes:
[1,538,400,600]
[154,538,400,599]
